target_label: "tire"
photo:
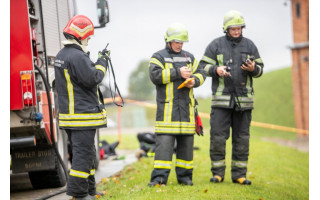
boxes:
[29,86,68,189]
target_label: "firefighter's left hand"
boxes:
[98,50,111,61]
[185,78,195,88]
[241,60,255,72]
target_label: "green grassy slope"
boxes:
[197,67,297,140]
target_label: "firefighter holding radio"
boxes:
[199,10,264,185]
[54,15,108,200]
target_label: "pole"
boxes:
[117,95,122,144]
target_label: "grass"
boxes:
[96,67,309,199]
[97,133,309,200]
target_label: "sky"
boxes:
[85,0,294,97]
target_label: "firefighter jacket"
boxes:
[54,44,108,129]
[149,45,206,135]
[199,35,264,110]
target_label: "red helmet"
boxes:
[63,15,94,41]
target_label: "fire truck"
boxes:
[10,0,109,189]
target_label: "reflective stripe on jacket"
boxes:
[149,46,206,135]
[199,35,264,110]
[54,44,107,129]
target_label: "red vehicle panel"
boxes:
[10,0,35,110]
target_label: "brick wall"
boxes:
[290,0,309,131]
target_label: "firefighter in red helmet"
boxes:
[54,15,108,200]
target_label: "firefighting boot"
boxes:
[233,177,252,185]
[210,175,224,183]
[178,180,193,186]
[148,181,160,187]
[89,191,104,199]
[71,195,95,200]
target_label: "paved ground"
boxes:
[261,135,309,152]
[10,150,137,200]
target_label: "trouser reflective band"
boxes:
[90,169,95,175]
[211,160,226,168]
[231,160,248,168]
[154,160,172,169]
[176,159,193,169]
[70,169,90,178]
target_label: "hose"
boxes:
[34,65,69,199]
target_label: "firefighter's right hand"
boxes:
[216,66,230,77]
[180,66,191,79]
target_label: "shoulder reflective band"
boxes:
[150,58,164,69]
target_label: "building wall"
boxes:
[290,0,309,131]
[291,47,309,130]
[291,0,309,43]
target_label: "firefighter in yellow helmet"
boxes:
[148,23,206,186]
[54,15,108,199]
[199,10,264,185]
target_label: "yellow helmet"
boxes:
[164,23,188,43]
[223,10,245,32]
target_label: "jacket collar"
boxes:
[62,39,88,53]
[225,33,243,43]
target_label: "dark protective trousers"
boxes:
[150,134,194,184]
[209,108,252,180]
[66,129,97,197]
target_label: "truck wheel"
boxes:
[28,129,68,189]
[28,86,69,189]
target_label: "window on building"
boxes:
[296,2,301,18]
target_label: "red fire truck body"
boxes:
[10,0,109,189]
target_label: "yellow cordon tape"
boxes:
[104,98,309,135]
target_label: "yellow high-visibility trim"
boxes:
[90,169,95,175]
[155,121,195,127]
[95,65,106,74]
[204,64,213,76]
[150,58,164,69]
[70,169,89,178]
[59,111,106,120]
[64,69,74,114]
[155,128,195,134]
[217,54,224,66]
[193,73,204,86]
[162,68,171,84]
[154,160,172,169]
[163,63,173,122]
[201,55,216,66]
[59,119,107,127]
[191,58,199,73]
[176,159,193,169]
[189,89,195,123]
